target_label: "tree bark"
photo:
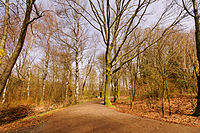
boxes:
[104,48,112,106]
[75,49,79,104]
[0,0,36,96]
[192,0,200,116]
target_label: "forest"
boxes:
[0,0,200,131]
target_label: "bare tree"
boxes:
[68,0,185,106]
[0,0,43,96]
[26,35,35,98]
[55,0,89,103]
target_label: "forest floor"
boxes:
[0,96,200,133]
[113,95,200,127]
[2,100,199,133]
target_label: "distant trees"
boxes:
[132,30,197,116]
[36,13,57,102]
[0,0,43,97]
[55,0,90,103]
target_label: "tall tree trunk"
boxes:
[27,36,34,98]
[81,56,93,96]
[74,4,80,103]
[104,48,112,106]
[0,0,9,63]
[75,49,79,104]
[41,34,50,102]
[131,75,137,109]
[131,55,139,109]
[68,66,73,104]
[104,67,112,106]
[0,0,36,96]
[192,0,200,116]
[162,77,165,117]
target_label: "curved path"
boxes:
[21,103,200,133]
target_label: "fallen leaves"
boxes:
[113,95,200,127]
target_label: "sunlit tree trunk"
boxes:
[41,34,50,102]
[75,48,79,103]
[0,0,9,102]
[1,78,9,105]
[104,47,112,106]
[74,1,81,103]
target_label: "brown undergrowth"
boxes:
[113,95,200,127]
[0,97,100,133]
[0,105,66,133]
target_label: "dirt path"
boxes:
[19,102,200,133]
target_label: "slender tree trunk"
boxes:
[75,49,79,104]
[131,75,137,108]
[27,67,31,98]
[27,37,34,98]
[0,0,9,63]
[41,34,50,102]
[0,0,36,96]
[131,55,139,109]
[162,77,165,117]
[68,67,73,104]
[81,56,93,97]
[100,70,105,98]
[1,78,9,105]
[74,3,80,103]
